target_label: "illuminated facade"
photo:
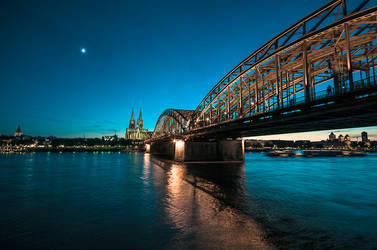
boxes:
[102,135,118,142]
[329,132,336,141]
[14,125,23,137]
[344,134,351,141]
[338,134,344,142]
[125,109,149,141]
[361,131,368,142]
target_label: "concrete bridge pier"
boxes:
[148,139,244,163]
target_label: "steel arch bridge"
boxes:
[151,0,377,141]
[152,109,193,139]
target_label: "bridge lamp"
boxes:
[175,140,185,149]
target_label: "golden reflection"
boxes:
[145,144,151,153]
[165,163,195,231]
[168,164,183,190]
[174,140,184,149]
[142,153,151,185]
[152,159,274,249]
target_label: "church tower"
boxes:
[14,125,23,137]
[129,109,135,129]
[137,109,143,129]
[125,108,149,141]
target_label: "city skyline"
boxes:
[249,128,376,142]
[2,123,376,143]
[1,0,377,138]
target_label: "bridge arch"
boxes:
[152,109,194,139]
[191,0,377,129]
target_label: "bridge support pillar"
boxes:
[150,139,244,162]
[145,143,151,153]
[149,140,175,159]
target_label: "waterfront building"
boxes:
[329,132,336,141]
[14,125,23,137]
[125,109,149,141]
[270,140,295,148]
[295,140,311,146]
[361,131,368,142]
[102,135,118,142]
[338,134,344,142]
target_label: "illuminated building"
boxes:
[14,125,23,137]
[329,132,336,141]
[338,134,344,142]
[102,135,118,142]
[125,109,149,141]
[361,131,368,142]
[344,134,351,141]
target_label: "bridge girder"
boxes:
[152,0,377,141]
[191,0,377,130]
[152,109,193,139]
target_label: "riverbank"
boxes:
[246,147,377,153]
[266,149,367,157]
[0,147,145,154]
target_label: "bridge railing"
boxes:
[254,75,377,113]
[292,75,377,108]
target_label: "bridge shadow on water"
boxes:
[147,154,275,250]
[145,154,370,250]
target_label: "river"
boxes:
[0,152,376,249]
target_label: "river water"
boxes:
[0,152,376,249]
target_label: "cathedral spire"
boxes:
[138,109,142,121]
[137,109,143,129]
[129,109,135,129]
[14,125,23,137]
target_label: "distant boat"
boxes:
[266,150,295,157]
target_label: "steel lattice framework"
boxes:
[152,0,377,140]
[153,109,193,139]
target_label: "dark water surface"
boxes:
[0,152,376,249]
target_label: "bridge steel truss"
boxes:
[191,0,377,130]
[152,109,193,139]
[151,0,377,141]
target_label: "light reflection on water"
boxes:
[0,152,376,249]
[150,157,272,249]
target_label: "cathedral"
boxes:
[14,125,23,137]
[125,109,149,141]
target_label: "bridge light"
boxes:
[175,140,184,150]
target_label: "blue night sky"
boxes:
[1,0,376,139]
